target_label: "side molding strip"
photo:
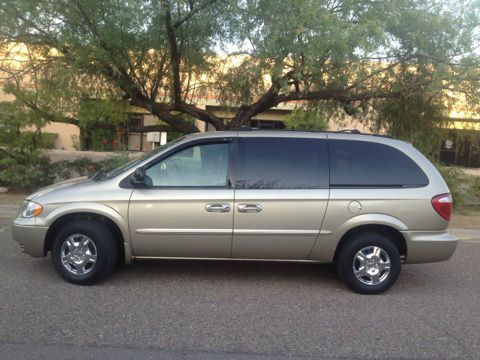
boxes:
[234,229,319,236]
[136,228,232,235]
[136,229,321,236]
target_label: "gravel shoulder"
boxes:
[450,210,480,230]
[0,193,26,206]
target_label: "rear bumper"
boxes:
[11,219,49,258]
[402,230,458,264]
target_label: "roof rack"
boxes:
[231,127,392,138]
[338,128,362,134]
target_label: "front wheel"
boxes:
[51,220,117,285]
[336,232,401,294]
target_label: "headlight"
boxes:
[21,201,43,218]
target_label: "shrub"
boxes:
[90,128,117,151]
[468,176,480,204]
[38,132,58,149]
[1,152,129,192]
[0,150,55,190]
[435,165,478,209]
[51,156,129,181]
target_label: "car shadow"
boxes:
[27,254,438,294]
[110,258,341,286]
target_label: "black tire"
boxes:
[336,232,401,295]
[51,220,118,285]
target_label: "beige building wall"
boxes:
[41,122,80,151]
[1,88,80,150]
[197,104,372,133]
[42,104,372,151]
[131,113,165,151]
[0,91,15,102]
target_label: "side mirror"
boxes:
[131,167,146,187]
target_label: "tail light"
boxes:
[431,194,452,221]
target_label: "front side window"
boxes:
[329,139,429,187]
[235,137,329,189]
[145,142,230,187]
[106,136,186,179]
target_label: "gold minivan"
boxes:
[12,130,457,294]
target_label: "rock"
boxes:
[0,187,8,193]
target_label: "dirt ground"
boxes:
[0,193,26,206]
[450,210,480,229]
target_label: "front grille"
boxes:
[18,243,25,252]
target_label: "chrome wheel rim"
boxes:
[60,234,97,276]
[353,246,391,286]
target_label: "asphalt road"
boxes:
[1,214,479,360]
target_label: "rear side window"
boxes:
[329,139,429,187]
[235,137,329,189]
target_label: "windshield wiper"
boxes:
[89,169,107,180]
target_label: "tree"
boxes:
[372,91,449,158]
[284,104,329,131]
[0,0,479,134]
[0,97,56,188]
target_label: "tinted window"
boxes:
[145,142,229,187]
[329,140,429,187]
[235,137,329,189]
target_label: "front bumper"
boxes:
[402,230,458,264]
[11,218,49,258]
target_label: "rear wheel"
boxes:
[336,232,401,294]
[51,220,117,285]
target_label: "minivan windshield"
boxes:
[102,136,187,179]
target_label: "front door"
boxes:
[129,140,234,258]
[232,135,330,260]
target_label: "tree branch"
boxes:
[164,2,182,106]
[172,0,219,29]
[227,87,404,129]
[228,85,279,129]
[177,102,226,130]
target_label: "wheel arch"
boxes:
[44,207,132,264]
[333,224,407,263]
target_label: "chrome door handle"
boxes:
[205,203,231,212]
[238,204,262,213]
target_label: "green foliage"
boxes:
[471,176,480,194]
[284,105,329,131]
[167,114,197,141]
[38,133,58,149]
[436,165,470,209]
[0,95,129,190]
[52,156,129,180]
[1,152,129,191]
[0,151,55,190]
[0,98,55,189]
[90,128,117,151]
[373,92,449,158]
[217,1,480,112]
[435,165,480,210]
[0,0,479,133]
[77,99,128,128]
